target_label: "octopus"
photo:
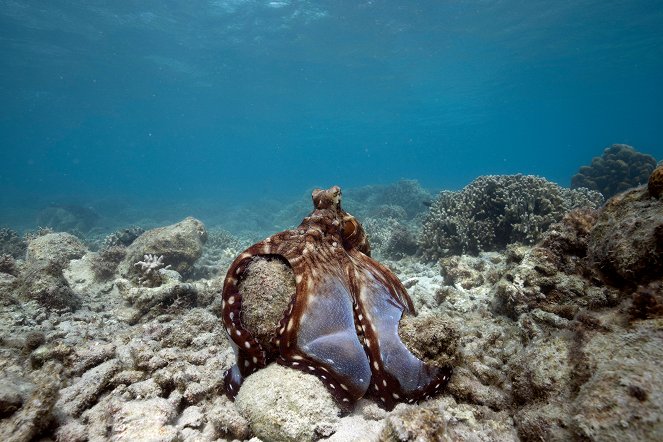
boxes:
[221,186,452,411]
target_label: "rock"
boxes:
[326,414,383,442]
[176,406,205,430]
[441,398,520,441]
[235,363,340,442]
[207,396,251,440]
[110,397,178,442]
[26,232,87,264]
[493,209,620,319]
[381,403,449,441]
[56,358,120,418]
[398,314,459,367]
[0,363,62,442]
[648,164,663,198]
[0,383,23,418]
[588,186,663,286]
[509,335,571,405]
[116,274,197,322]
[239,256,295,353]
[572,321,663,440]
[119,217,207,279]
[72,342,116,375]
[127,378,162,399]
[17,259,81,310]
[55,419,87,442]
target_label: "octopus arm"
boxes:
[350,250,415,314]
[221,235,291,399]
[352,261,452,410]
[279,271,372,409]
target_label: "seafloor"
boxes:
[1,169,662,441]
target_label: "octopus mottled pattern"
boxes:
[221,186,452,411]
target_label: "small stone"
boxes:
[176,406,205,430]
[56,359,120,418]
[110,398,178,442]
[235,364,340,442]
[0,383,23,417]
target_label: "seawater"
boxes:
[1,0,662,230]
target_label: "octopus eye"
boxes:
[342,218,357,239]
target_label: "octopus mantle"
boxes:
[221,186,452,411]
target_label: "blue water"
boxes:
[1,0,662,229]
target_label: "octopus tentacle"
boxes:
[279,271,372,405]
[351,251,415,314]
[352,258,452,410]
[221,235,295,399]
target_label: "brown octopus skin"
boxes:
[221,186,452,411]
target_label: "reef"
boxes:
[571,144,657,198]
[0,176,661,441]
[419,174,603,260]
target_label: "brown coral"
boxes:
[648,164,663,199]
[571,144,657,199]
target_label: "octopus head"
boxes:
[312,186,342,210]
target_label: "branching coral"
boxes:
[102,226,145,248]
[0,253,18,276]
[134,254,171,287]
[0,228,27,259]
[419,175,603,260]
[571,144,657,199]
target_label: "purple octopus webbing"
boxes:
[221,186,452,411]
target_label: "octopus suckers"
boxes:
[392,393,400,399]
[340,383,348,391]
[373,361,380,370]
[244,341,251,349]
[228,296,235,305]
